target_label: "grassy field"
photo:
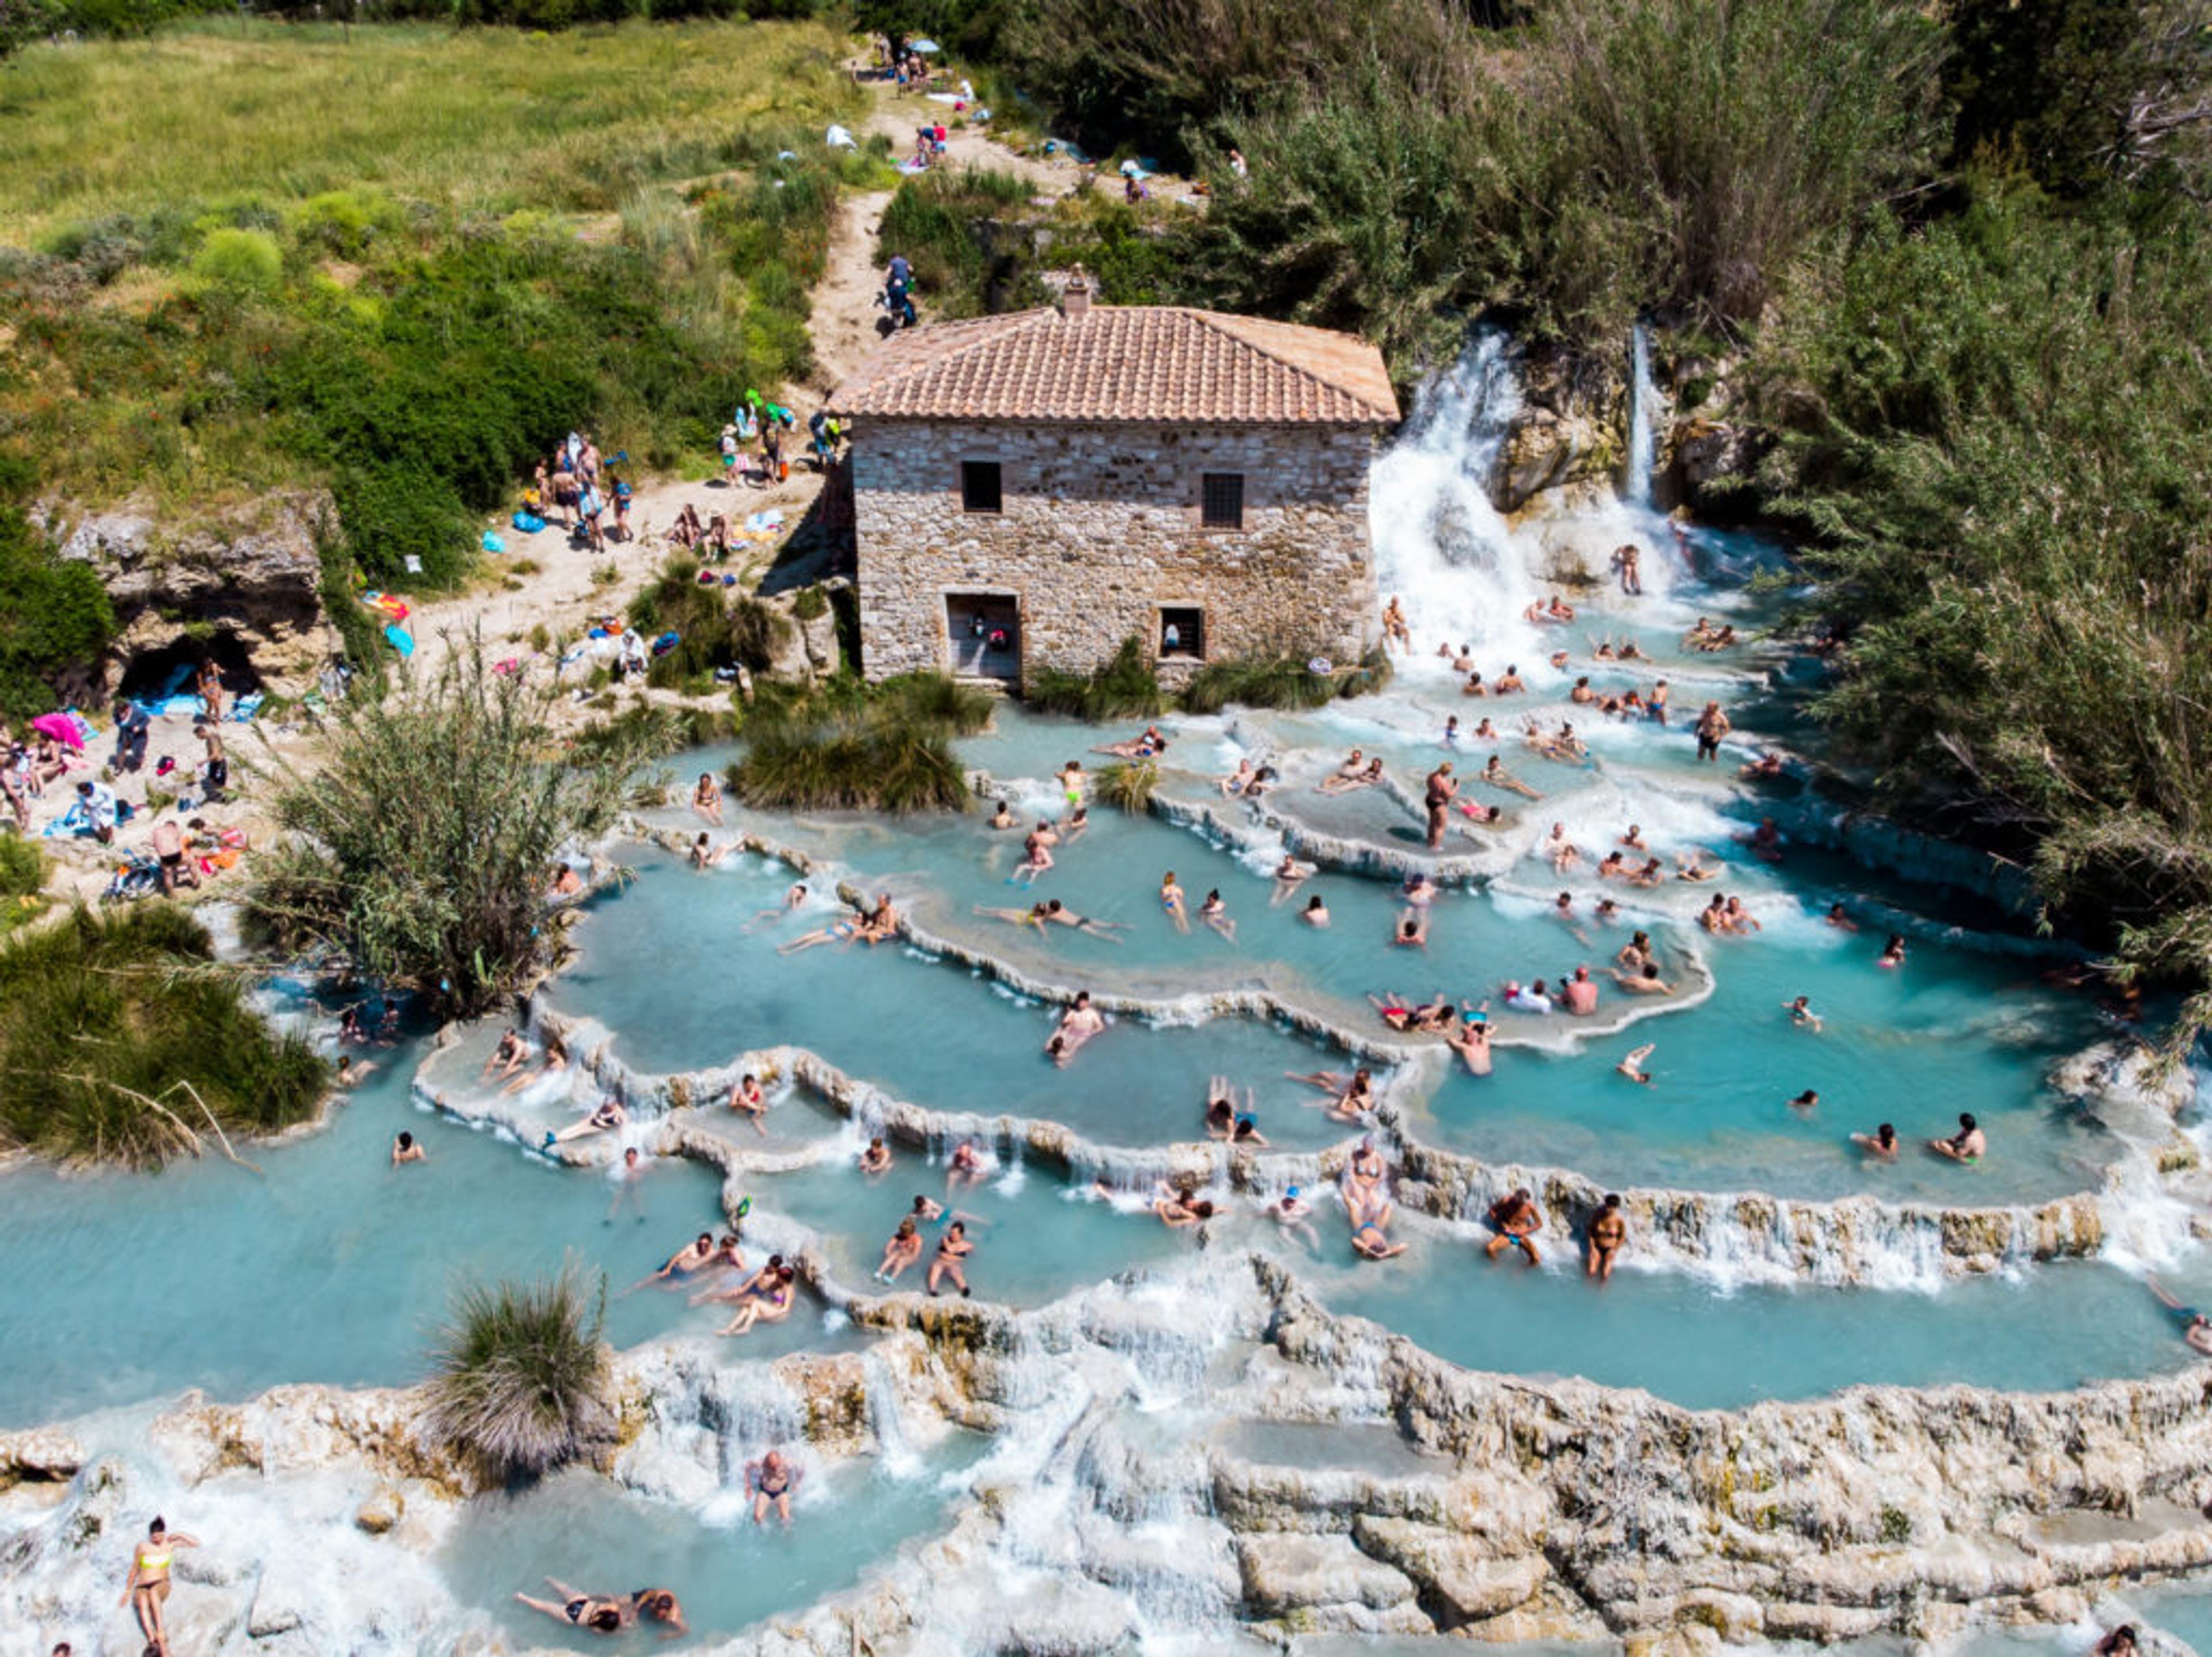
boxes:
[1,20,859,236]
[0,18,879,588]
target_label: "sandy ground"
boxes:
[16,70,1140,901]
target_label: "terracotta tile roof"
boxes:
[827,305,1400,426]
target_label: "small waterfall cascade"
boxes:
[1626,320,1661,509]
[1367,329,1546,662]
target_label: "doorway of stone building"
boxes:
[945,593,1021,683]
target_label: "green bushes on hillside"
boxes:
[0,502,116,724]
[0,19,868,595]
[1749,179,2212,1034]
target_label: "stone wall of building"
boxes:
[846,417,1381,683]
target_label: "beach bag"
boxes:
[512,511,546,533]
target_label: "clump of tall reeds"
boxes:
[420,1262,613,1480]
[1028,637,1165,722]
[245,638,652,1018]
[0,903,327,1167]
[724,672,989,814]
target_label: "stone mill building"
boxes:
[825,274,1400,686]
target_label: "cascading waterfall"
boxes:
[1367,329,1547,664]
[1626,320,1660,509]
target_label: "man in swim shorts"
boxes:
[1484,1188,1543,1265]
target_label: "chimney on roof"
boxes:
[1062,264,1093,320]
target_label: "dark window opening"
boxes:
[1200,472,1244,530]
[961,461,1002,514]
[1160,607,1205,660]
[948,595,1021,682]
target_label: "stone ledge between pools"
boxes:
[418,1016,2118,1292]
[1248,1250,2212,1644]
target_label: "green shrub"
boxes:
[875,671,994,736]
[1752,179,2212,1041]
[0,837,43,898]
[0,905,329,1168]
[877,167,1047,317]
[0,503,118,722]
[421,1262,613,1480]
[731,709,967,812]
[1027,636,1164,721]
[288,190,406,259]
[245,640,652,1016]
[725,672,986,813]
[1181,656,1347,714]
[190,227,282,294]
[1095,757,1158,812]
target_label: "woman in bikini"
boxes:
[721,1265,797,1334]
[876,1217,925,1281]
[515,1581,630,1635]
[119,1516,199,1657]
[1158,872,1190,933]
[928,1221,975,1295]
[692,772,725,824]
[1199,889,1237,941]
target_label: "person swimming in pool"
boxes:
[946,1141,990,1190]
[1445,1010,1493,1075]
[860,1136,893,1175]
[514,1580,657,1636]
[1270,1185,1322,1251]
[1930,1113,1984,1163]
[1302,894,1331,926]
[693,1252,783,1307]
[1783,995,1823,1031]
[1879,933,1908,968]
[1351,1212,1408,1259]
[2148,1279,2212,1355]
[928,1220,975,1295]
[876,1217,925,1281]
[1608,960,1675,996]
[1158,872,1190,933]
[1050,992,1107,1066]
[720,1263,797,1334]
[1484,1188,1544,1265]
[988,799,1016,829]
[391,1130,425,1167]
[1481,754,1541,800]
[1851,1122,1899,1160]
[1616,1043,1656,1086]
[1271,854,1315,905]
[1199,888,1237,941]
[1154,1182,1215,1229]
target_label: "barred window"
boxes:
[1200,472,1244,529]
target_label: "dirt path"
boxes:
[404,76,1100,683]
